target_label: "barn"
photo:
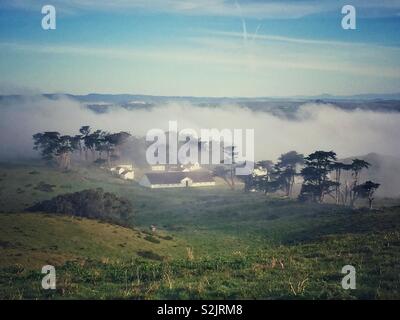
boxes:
[139,171,215,189]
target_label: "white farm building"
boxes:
[120,169,134,180]
[110,164,135,181]
[139,171,215,189]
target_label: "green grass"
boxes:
[0,161,399,299]
[0,213,185,269]
[2,227,399,299]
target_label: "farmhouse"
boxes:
[182,162,202,172]
[120,169,134,180]
[140,171,215,189]
[111,164,133,173]
[110,164,135,181]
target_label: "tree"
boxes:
[104,131,132,167]
[256,176,281,195]
[34,127,132,170]
[350,159,371,186]
[256,160,274,173]
[329,162,352,204]
[93,130,109,161]
[299,151,338,203]
[79,126,91,161]
[79,126,91,137]
[224,145,239,190]
[275,151,304,197]
[213,165,231,188]
[55,135,78,170]
[249,160,284,195]
[33,132,60,162]
[352,181,380,209]
[72,134,83,160]
[254,160,273,194]
[84,129,102,161]
[33,132,78,170]
[239,170,253,193]
[349,159,371,207]
[90,130,132,167]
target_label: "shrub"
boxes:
[144,235,161,244]
[27,188,133,223]
[137,250,164,261]
[34,181,56,192]
[159,235,173,240]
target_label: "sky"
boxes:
[0,0,400,97]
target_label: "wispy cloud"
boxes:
[2,39,400,79]
[206,30,400,49]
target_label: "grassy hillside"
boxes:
[0,213,185,269]
[1,209,399,299]
[0,162,399,299]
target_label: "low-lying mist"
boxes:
[1,94,400,160]
[0,94,400,196]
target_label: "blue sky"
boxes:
[0,0,400,97]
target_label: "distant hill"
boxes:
[53,92,400,102]
[2,92,400,104]
[1,92,400,115]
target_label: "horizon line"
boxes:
[2,91,400,100]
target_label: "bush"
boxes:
[34,181,56,192]
[144,235,161,244]
[27,188,133,223]
[159,235,173,240]
[137,250,164,261]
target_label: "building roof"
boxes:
[144,171,214,185]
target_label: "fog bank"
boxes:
[1,95,400,161]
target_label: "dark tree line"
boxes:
[246,150,380,209]
[244,151,304,197]
[33,126,131,170]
